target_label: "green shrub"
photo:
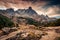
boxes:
[0,14,14,29]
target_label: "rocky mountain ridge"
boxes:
[0,7,56,22]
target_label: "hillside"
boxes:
[0,14,14,29]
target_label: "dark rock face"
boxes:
[16,7,38,18]
[6,8,14,13]
[6,8,15,16]
[25,7,37,15]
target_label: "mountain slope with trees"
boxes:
[0,14,14,29]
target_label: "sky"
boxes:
[0,0,60,17]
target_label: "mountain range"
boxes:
[0,7,56,22]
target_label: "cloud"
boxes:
[0,0,49,11]
[45,6,60,17]
[48,0,60,5]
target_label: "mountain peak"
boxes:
[25,7,37,15]
[28,7,32,10]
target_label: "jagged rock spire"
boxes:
[29,7,32,10]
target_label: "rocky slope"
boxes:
[0,25,60,40]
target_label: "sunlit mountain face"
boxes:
[0,0,60,18]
